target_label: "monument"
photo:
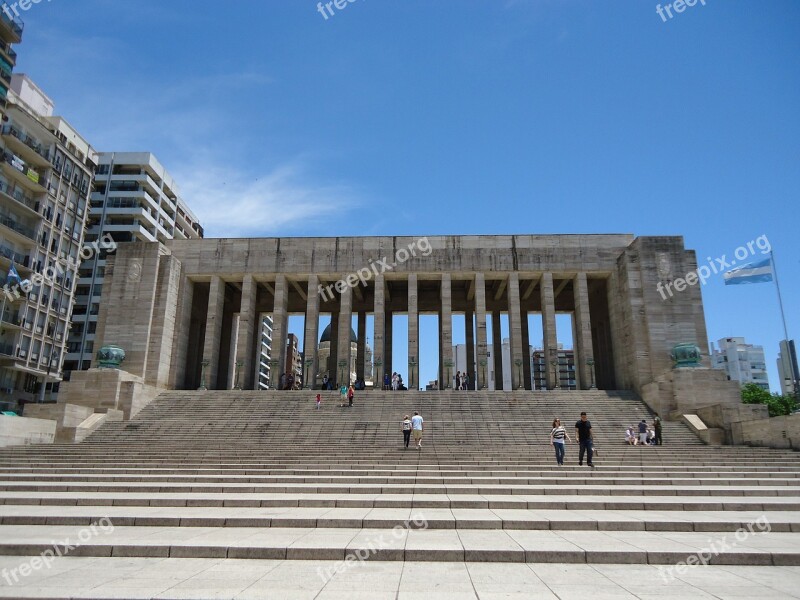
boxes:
[79,234,741,416]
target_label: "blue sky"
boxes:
[14,0,799,390]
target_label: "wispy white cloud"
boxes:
[173,160,358,238]
[17,23,361,239]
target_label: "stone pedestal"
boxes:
[58,368,159,420]
[642,367,743,419]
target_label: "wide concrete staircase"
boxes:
[0,389,799,598]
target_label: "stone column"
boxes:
[235,275,257,390]
[303,275,320,389]
[520,308,532,390]
[337,286,353,386]
[440,274,454,389]
[507,272,524,390]
[437,315,444,388]
[475,273,488,389]
[540,272,558,390]
[373,274,385,385]
[170,276,194,389]
[492,311,503,391]
[465,310,475,390]
[574,272,595,390]
[271,275,289,389]
[202,276,225,390]
[145,255,182,389]
[407,274,418,390]
[385,311,393,377]
[356,312,366,381]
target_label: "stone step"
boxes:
[2,474,797,486]
[1,468,799,478]
[1,481,798,497]
[1,557,797,599]
[0,525,792,565]
[2,491,799,511]
[0,505,796,533]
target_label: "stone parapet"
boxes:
[58,369,159,420]
[0,415,56,447]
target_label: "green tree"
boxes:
[741,383,798,417]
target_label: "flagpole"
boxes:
[771,251,790,343]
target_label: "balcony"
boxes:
[0,310,20,329]
[0,177,38,215]
[0,10,22,43]
[0,40,16,63]
[0,213,37,243]
[0,246,29,275]
[1,125,51,168]
[0,153,48,194]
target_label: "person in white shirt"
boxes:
[411,412,424,449]
[625,426,637,446]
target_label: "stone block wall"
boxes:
[0,415,56,447]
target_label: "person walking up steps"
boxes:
[402,415,412,449]
[654,413,663,445]
[575,412,594,468]
[315,393,321,410]
[550,418,572,466]
[411,411,424,449]
[348,384,355,407]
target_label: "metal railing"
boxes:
[0,213,37,240]
[1,125,50,162]
[0,178,37,212]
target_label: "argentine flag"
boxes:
[6,263,22,286]
[723,257,774,286]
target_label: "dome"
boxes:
[319,323,358,344]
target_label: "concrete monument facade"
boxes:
[87,234,736,412]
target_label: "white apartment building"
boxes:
[0,74,96,411]
[0,9,21,107]
[63,152,203,376]
[711,337,770,391]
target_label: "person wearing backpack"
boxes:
[401,415,412,449]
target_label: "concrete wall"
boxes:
[735,413,800,450]
[642,368,743,420]
[58,369,160,420]
[0,415,56,447]
[24,402,94,428]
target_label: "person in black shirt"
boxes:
[574,412,594,468]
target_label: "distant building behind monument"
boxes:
[711,337,770,391]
